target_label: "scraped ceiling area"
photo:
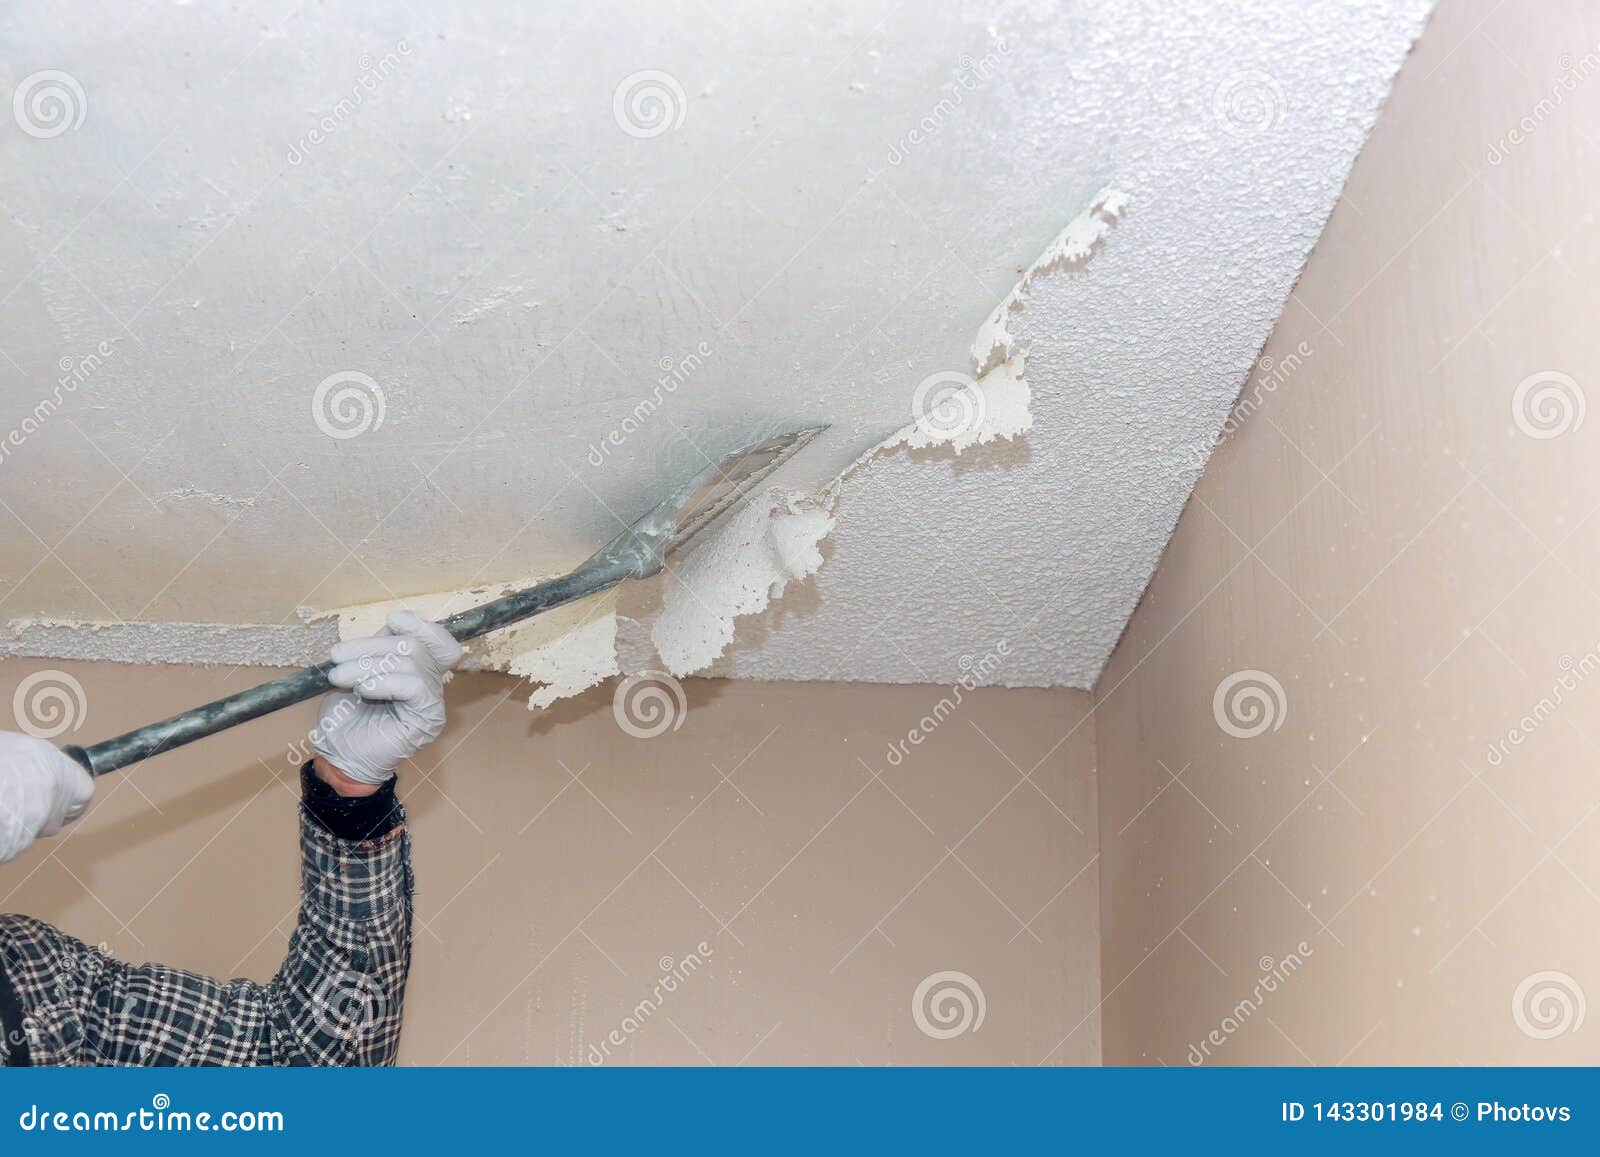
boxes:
[0,0,1433,694]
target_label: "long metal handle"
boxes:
[61,556,636,778]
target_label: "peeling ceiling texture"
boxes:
[0,1,1432,692]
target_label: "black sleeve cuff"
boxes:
[299,761,404,843]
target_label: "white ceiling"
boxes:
[0,0,1431,690]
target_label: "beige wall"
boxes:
[1095,0,1600,1064]
[1,659,1099,1065]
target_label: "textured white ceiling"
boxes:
[0,1,1431,689]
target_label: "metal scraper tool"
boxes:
[62,424,828,777]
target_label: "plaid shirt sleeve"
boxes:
[0,798,413,1067]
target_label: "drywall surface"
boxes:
[1095,0,1600,1064]
[0,1,1430,691]
[1,656,1100,1065]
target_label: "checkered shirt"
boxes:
[0,807,412,1066]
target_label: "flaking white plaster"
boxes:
[403,187,1125,697]
[970,187,1128,379]
[328,578,621,706]
[652,495,837,678]
[0,1,1434,692]
[645,187,1128,685]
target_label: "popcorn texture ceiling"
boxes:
[0,0,1432,690]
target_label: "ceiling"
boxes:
[0,0,1432,690]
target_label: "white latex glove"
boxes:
[309,611,464,785]
[0,731,94,864]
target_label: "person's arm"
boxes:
[2,760,411,1066]
[0,612,461,1067]
[0,731,96,1065]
